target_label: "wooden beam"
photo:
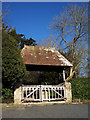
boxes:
[63,70,65,81]
[70,67,73,76]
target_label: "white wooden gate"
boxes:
[21,84,66,102]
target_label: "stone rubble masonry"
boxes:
[65,81,72,103]
[14,86,22,104]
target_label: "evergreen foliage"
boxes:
[2,23,37,49]
[2,88,14,99]
[2,31,26,88]
[69,77,89,100]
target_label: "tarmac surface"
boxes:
[2,104,88,118]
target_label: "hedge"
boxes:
[69,77,89,100]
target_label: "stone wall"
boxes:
[65,81,72,103]
[14,85,22,104]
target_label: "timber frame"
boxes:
[14,45,73,104]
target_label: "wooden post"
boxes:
[52,88,53,99]
[55,87,56,99]
[63,70,65,81]
[64,86,66,98]
[40,85,43,101]
[26,88,27,98]
[61,88,62,98]
[22,87,24,100]
[70,67,73,76]
[33,88,34,99]
[36,88,37,99]
[45,88,46,99]
[58,88,59,98]
[48,88,50,101]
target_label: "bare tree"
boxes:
[50,4,88,80]
[39,35,60,50]
[40,4,88,80]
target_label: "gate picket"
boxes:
[22,85,66,102]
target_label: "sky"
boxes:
[2,1,88,77]
[2,2,88,45]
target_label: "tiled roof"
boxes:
[21,45,73,67]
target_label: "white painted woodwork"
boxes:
[21,84,66,102]
[64,86,65,98]
[63,70,65,81]
[36,88,37,99]
[45,88,46,99]
[48,88,50,101]
[70,67,73,76]
[52,88,53,99]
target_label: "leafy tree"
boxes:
[22,71,39,85]
[2,31,26,88]
[2,23,37,49]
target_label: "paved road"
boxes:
[2,104,88,118]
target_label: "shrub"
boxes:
[1,88,14,99]
[69,77,89,100]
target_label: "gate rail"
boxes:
[22,84,66,102]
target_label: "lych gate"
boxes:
[22,84,66,102]
[14,45,73,104]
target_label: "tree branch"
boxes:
[61,27,72,50]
